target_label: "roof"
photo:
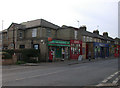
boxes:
[2,29,7,33]
[102,35,114,41]
[81,30,105,40]
[7,23,26,30]
[21,19,60,29]
[61,25,78,30]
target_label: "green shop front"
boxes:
[48,40,70,61]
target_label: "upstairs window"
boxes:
[19,45,25,49]
[90,37,92,42]
[46,28,51,37]
[83,36,86,42]
[87,36,89,42]
[32,28,37,37]
[19,32,22,38]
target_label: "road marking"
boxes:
[15,70,65,81]
[96,71,120,86]
[112,75,120,84]
[3,66,31,71]
[102,79,108,83]
[96,83,103,86]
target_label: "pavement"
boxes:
[21,56,117,66]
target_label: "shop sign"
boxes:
[48,40,70,45]
[99,44,105,47]
[48,43,70,47]
[70,40,82,44]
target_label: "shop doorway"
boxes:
[55,47,62,58]
[101,47,105,58]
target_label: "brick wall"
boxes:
[2,55,17,65]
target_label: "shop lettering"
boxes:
[99,44,105,47]
[74,41,79,44]
[49,40,70,44]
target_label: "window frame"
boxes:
[32,28,37,37]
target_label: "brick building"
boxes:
[1,18,120,61]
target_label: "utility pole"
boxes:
[1,20,3,50]
[2,20,3,30]
[77,20,79,28]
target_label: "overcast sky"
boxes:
[0,0,119,38]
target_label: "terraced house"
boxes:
[1,19,120,62]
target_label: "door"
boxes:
[86,44,88,59]
[55,47,62,58]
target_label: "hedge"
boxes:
[21,49,40,62]
[2,52,12,59]
[2,49,40,63]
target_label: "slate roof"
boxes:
[21,19,60,29]
[81,30,105,40]
[104,36,114,41]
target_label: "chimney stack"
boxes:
[79,25,87,31]
[103,32,108,37]
[93,30,99,35]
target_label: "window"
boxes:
[33,44,39,50]
[74,30,77,39]
[19,45,25,49]
[94,38,96,42]
[90,37,92,42]
[19,32,22,38]
[87,36,89,42]
[107,41,110,43]
[32,28,37,37]
[46,28,51,37]
[83,36,86,42]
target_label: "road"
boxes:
[2,58,119,86]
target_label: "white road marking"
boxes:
[96,83,103,86]
[3,66,31,71]
[102,80,108,83]
[96,71,120,86]
[112,75,120,84]
[15,70,65,81]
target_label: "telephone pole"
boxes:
[2,20,3,30]
[77,20,79,28]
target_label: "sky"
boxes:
[0,0,119,38]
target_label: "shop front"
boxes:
[109,44,115,57]
[70,40,82,59]
[94,43,109,58]
[48,40,70,61]
[114,44,120,57]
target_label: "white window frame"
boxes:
[87,36,89,42]
[83,36,86,42]
[32,28,37,37]
[74,30,77,40]
[19,32,22,38]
